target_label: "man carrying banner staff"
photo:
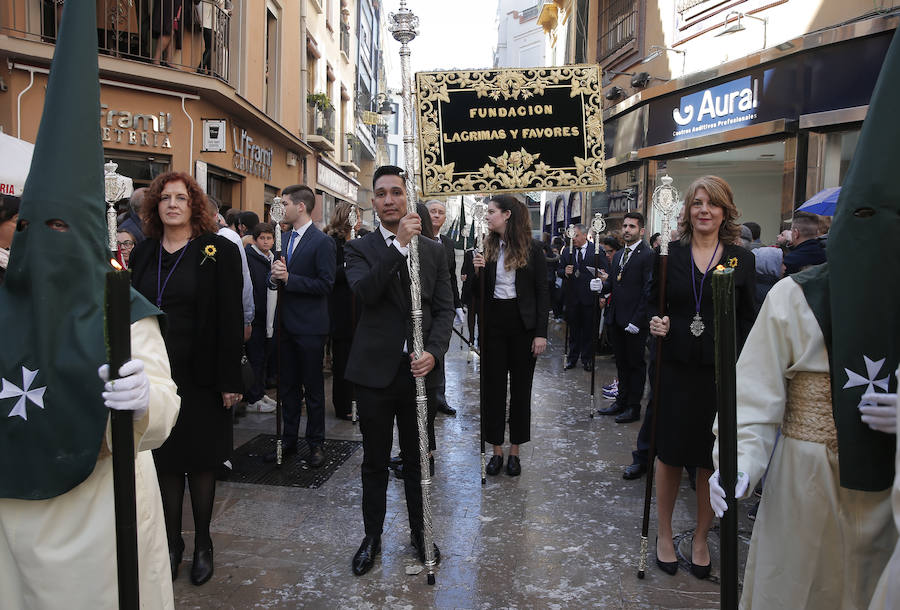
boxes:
[710,27,900,609]
[344,165,453,576]
[558,224,608,372]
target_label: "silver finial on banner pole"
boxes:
[269,195,286,465]
[390,0,437,586]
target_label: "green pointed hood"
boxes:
[826,28,900,491]
[0,0,158,500]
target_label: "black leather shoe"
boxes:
[436,403,457,416]
[410,533,441,566]
[690,561,711,579]
[596,403,625,416]
[307,445,326,468]
[615,406,641,423]
[263,444,296,463]
[506,455,521,476]
[190,546,214,586]
[485,454,503,476]
[335,413,353,421]
[622,462,647,480]
[655,538,678,575]
[583,361,594,372]
[564,360,578,370]
[352,536,381,576]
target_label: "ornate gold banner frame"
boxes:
[415,64,606,197]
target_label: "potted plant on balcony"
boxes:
[307,92,333,111]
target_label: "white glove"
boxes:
[98,359,150,421]
[455,307,465,327]
[708,469,750,519]
[859,391,898,434]
[589,278,604,293]
[625,323,640,334]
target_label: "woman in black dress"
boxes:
[129,171,243,586]
[473,195,550,476]
[325,202,361,421]
[649,175,756,578]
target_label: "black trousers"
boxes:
[484,298,536,446]
[279,333,326,448]
[357,355,424,537]
[331,336,353,418]
[245,324,268,404]
[566,303,594,365]
[609,324,648,410]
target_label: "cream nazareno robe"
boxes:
[0,316,180,610]
[713,277,895,609]
[869,366,900,610]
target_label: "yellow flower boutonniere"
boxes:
[728,257,738,268]
[201,244,217,265]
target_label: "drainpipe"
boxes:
[15,65,36,138]
[300,1,308,140]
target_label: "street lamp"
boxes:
[642,45,686,75]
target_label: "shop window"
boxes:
[207,166,242,212]
[103,152,170,189]
[806,129,860,197]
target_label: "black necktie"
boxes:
[622,247,631,266]
[576,247,583,267]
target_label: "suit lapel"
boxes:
[288,225,316,270]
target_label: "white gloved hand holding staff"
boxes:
[98,359,151,421]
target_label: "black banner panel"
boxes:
[415,65,606,197]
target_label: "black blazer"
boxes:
[604,240,654,330]
[460,248,477,307]
[273,225,336,336]
[650,241,757,366]
[475,240,550,338]
[130,232,244,392]
[328,235,356,339]
[438,234,461,309]
[558,244,608,307]
[245,244,272,328]
[344,230,454,389]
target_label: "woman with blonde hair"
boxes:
[649,175,756,578]
[473,195,550,476]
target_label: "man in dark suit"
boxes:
[345,166,453,576]
[265,185,336,467]
[558,224,608,371]
[426,199,464,416]
[595,211,653,426]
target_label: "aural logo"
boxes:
[671,75,759,137]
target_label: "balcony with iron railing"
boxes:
[339,132,361,174]
[1,0,231,82]
[307,104,335,151]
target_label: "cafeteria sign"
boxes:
[415,64,605,197]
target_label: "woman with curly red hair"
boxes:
[129,171,244,586]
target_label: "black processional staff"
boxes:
[472,199,488,486]
[637,175,681,579]
[712,266,739,609]
[588,212,606,419]
[563,223,576,363]
[105,261,139,610]
[269,196,286,466]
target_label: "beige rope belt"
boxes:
[782,372,838,453]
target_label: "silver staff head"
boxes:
[270,195,285,251]
[590,212,606,255]
[348,203,358,240]
[104,160,129,251]
[651,175,681,255]
[472,200,488,253]
[389,0,419,44]
[566,223,576,254]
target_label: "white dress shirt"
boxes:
[493,241,517,299]
[378,223,410,256]
[286,219,313,259]
[217,226,255,325]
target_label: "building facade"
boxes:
[536,0,897,244]
[0,0,388,227]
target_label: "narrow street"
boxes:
[173,322,750,608]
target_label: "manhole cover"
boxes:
[228,434,361,489]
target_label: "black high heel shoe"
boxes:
[190,545,214,586]
[690,537,711,579]
[655,537,678,575]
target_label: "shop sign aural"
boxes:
[668,75,759,141]
[100,104,172,148]
[317,161,358,200]
[414,65,606,197]
[233,128,273,181]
